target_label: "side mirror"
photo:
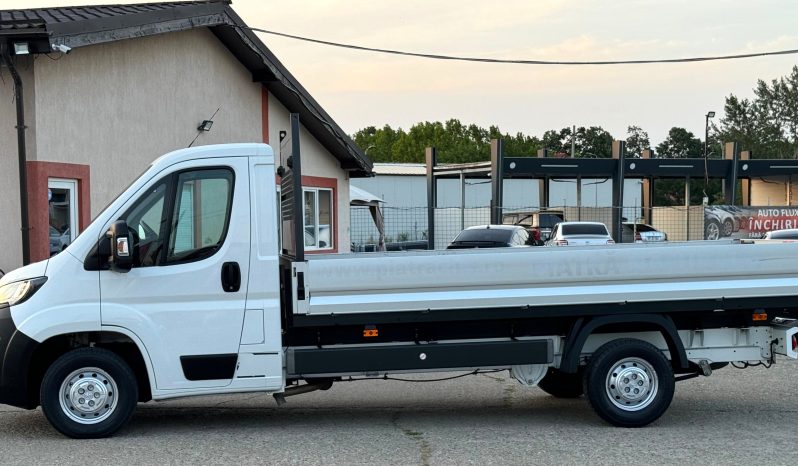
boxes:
[108,220,133,273]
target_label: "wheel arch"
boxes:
[28,330,154,408]
[559,314,689,374]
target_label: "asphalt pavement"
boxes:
[2,360,798,465]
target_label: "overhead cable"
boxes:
[242,26,798,66]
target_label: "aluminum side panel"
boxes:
[303,242,798,315]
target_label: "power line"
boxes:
[241,26,798,66]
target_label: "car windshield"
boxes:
[561,224,608,236]
[453,228,514,243]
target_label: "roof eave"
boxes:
[48,2,230,48]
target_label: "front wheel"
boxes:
[704,220,720,240]
[41,347,138,439]
[583,339,674,427]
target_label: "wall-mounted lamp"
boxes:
[197,120,214,132]
[13,42,29,55]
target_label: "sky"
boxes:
[5,0,798,147]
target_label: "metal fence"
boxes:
[351,205,711,251]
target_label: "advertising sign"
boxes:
[704,206,798,240]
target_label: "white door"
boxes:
[99,158,251,390]
[48,179,78,255]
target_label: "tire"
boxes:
[537,368,584,398]
[40,347,138,439]
[704,220,720,240]
[583,339,674,428]
[722,219,733,237]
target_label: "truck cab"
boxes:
[0,144,283,436]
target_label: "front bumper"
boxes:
[0,304,39,409]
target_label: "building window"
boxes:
[303,188,333,250]
[48,179,79,257]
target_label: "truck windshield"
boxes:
[562,224,608,236]
[453,228,514,243]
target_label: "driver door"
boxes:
[100,158,250,391]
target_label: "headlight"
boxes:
[0,277,47,307]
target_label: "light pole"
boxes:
[704,111,715,159]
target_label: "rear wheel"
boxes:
[722,219,734,237]
[583,339,674,427]
[41,347,138,439]
[537,368,583,398]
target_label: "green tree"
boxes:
[540,126,613,157]
[625,125,650,157]
[352,120,541,164]
[655,127,703,158]
[715,65,798,158]
[541,128,570,154]
[576,126,613,158]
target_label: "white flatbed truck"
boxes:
[2,131,798,438]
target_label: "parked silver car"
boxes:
[762,229,798,241]
[622,223,667,243]
[546,222,615,246]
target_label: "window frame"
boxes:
[302,187,334,251]
[165,168,236,265]
[118,166,236,268]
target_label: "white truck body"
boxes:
[1,143,797,438]
[301,241,798,316]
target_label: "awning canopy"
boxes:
[349,185,385,251]
[350,185,384,206]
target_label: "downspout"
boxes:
[1,44,31,265]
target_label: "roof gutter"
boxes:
[0,45,31,265]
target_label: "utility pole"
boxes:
[571,125,576,158]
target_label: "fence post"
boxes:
[685,176,691,240]
[426,147,437,250]
[537,149,549,207]
[490,139,504,224]
[724,142,739,205]
[740,150,751,206]
[612,140,626,242]
[459,171,465,232]
[641,149,653,224]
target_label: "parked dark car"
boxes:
[502,209,565,245]
[704,209,724,240]
[447,225,530,249]
[705,206,737,237]
[621,223,667,243]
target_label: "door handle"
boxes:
[221,262,241,292]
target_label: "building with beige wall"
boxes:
[0,1,371,273]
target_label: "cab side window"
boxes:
[122,182,168,267]
[166,169,234,264]
[118,168,234,267]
